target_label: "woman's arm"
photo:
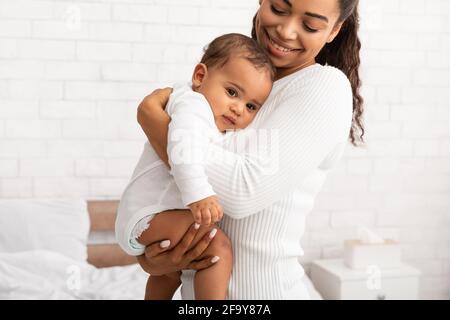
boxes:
[137,87,172,167]
[139,68,353,219]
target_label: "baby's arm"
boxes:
[167,95,221,225]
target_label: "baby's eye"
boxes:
[227,88,237,97]
[246,103,257,111]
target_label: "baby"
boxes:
[115,33,274,300]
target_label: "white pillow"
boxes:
[0,199,90,262]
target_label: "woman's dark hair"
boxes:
[251,0,364,147]
[201,33,276,81]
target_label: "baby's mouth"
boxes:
[222,115,236,126]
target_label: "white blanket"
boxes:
[0,250,150,300]
[0,250,321,300]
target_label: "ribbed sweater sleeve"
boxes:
[204,66,353,219]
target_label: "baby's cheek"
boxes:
[214,118,225,132]
[240,114,257,129]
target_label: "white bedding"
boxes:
[0,250,148,300]
[0,250,322,300]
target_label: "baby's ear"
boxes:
[192,63,208,88]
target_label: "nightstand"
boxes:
[310,259,421,300]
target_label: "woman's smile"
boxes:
[264,29,303,58]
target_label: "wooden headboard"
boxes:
[86,200,137,268]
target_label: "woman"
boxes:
[136,0,364,299]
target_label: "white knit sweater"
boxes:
[180,63,353,299]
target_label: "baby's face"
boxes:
[194,56,273,132]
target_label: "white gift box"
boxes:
[343,239,402,270]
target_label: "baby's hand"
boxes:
[188,196,223,226]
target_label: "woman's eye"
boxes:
[270,5,284,15]
[303,23,318,33]
[227,88,237,97]
[246,103,257,111]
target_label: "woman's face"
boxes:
[255,0,343,79]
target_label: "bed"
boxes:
[0,199,322,300]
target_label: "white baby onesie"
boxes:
[115,82,223,256]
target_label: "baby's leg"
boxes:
[194,228,232,300]
[144,272,181,300]
[137,211,192,300]
[136,209,232,300]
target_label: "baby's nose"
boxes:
[231,103,243,115]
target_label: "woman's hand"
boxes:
[136,223,218,276]
[141,87,172,111]
[137,87,173,166]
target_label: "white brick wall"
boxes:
[0,0,449,299]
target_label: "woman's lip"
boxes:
[266,31,298,50]
[264,29,303,56]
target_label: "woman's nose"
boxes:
[276,19,297,41]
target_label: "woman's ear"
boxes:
[192,63,208,89]
[327,22,343,43]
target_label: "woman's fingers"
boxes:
[159,87,173,106]
[172,222,201,258]
[148,87,173,109]
[185,227,217,262]
[187,256,220,271]
[144,239,172,259]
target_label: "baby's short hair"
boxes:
[200,33,275,81]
